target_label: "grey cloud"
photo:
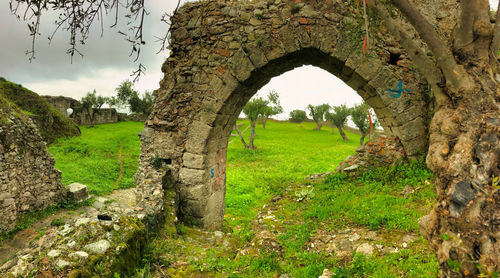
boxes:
[0,0,182,85]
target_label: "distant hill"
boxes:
[0,77,80,143]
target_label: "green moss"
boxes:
[0,78,80,143]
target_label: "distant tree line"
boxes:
[78,80,154,127]
[289,102,378,145]
[237,90,379,150]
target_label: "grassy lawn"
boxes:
[144,120,438,277]
[45,120,439,277]
[47,121,144,195]
[225,120,360,226]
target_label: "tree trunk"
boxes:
[337,126,349,141]
[314,122,322,130]
[368,0,500,275]
[421,77,500,277]
[331,126,335,134]
[248,120,257,150]
[234,124,249,149]
[359,132,366,146]
[262,117,268,129]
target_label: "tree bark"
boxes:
[248,120,257,150]
[314,122,322,131]
[489,1,500,65]
[337,126,349,141]
[423,73,500,277]
[331,126,335,134]
[262,117,267,129]
[373,1,500,276]
[391,0,474,94]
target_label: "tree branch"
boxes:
[390,0,473,93]
[369,1,448,105]
[453,1,475,55]
[234,124,249,149]
[472,0,493,61]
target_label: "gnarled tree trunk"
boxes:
[370,0,500,276]
[337,125,349,141]
[248,120,257,150]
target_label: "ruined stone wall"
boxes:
[136,0,432,230]
[43,95,119,126]
[0,103,66,234]
[72,108,119,126]
[43,96,78,117]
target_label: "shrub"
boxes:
[289,109,307,123]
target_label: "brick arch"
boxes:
[135,0,430,229]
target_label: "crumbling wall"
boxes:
[43,95,120,126]
[0,98,66,234]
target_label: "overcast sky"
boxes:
[1,0,498,120]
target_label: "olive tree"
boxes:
[307,104,330,130]
[237,97,269,150]
[80,90,109,127]
[110,80,154,116]
[289,109,308,123]
[325,105,351,141]
[260,90,283,129]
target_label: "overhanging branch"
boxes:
[390,0,472,92]
[369,1,448,105]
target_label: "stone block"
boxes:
[183,153,206,169]
[179,184,211,200]
[179,168,206,185]
[67,183,89,202]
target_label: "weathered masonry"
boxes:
[0,100,66,234]
[135,0,431,229]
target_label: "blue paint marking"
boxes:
[387,81,411,98]
[210,168,214,179]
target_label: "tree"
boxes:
[260,90,283,129]
[80,90,109,127]
[363,1,500,275]
[289,109,308,123]
[350,103,370,146]
[307,104,330,130]
[237,97,269,150]
[325,105,351,141]
[110,80,154,116]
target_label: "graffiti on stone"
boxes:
[387,81,411,98]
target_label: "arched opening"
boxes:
[136,0,431,232]
[176,48,402,228]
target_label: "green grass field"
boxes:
[225,120,361,225]
[47,121,143,195]
[47,120,439,277]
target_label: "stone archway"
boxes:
[135,0,430,230]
